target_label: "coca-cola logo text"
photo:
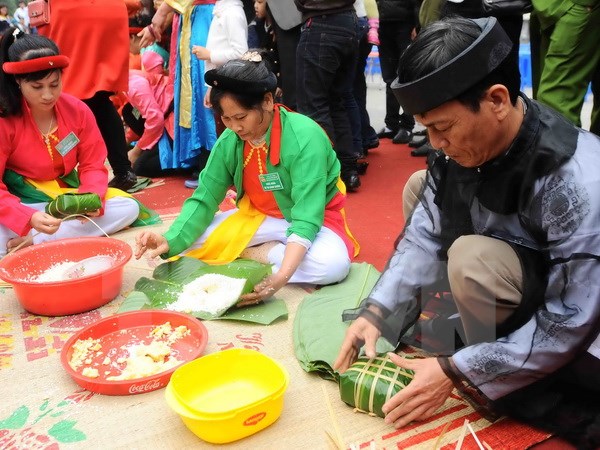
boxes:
[128,378,163,394]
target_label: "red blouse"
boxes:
[0,94,108,236]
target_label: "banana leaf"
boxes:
[152,257,208,283]
[293,262,394,381]
[134,277,183,309]
[119,258,287,324]
[46,193,102,219]
[338,354,414,418]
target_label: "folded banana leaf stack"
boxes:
[292,263,394,381]
[339,354,414,417]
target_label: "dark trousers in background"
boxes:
[273,21,301,111]
[378,20,414,131]
[83,91,133,178]
[343,16,369,158]
[353,17,378,149]
[296,11,360,176]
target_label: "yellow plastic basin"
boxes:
[165,348,289,444]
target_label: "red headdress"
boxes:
[3,55,70,75]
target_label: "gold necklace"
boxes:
[40,117,59,160]
[243,142,268,174]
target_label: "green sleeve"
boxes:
[273,112,341,242]
[162,133,240,257]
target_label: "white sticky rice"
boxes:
[167,273,247,315]
[33,261,77,282]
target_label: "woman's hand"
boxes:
[138,27,156,49]
[135,231,169,259]
[237,272,288,306]
[192,45,210,61]
[139,1,173,48]
[237,241,306,306]
[30,211,62,235]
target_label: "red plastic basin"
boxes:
[60,310,208,395]
[0,237,132,316]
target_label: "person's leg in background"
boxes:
[328,15,361,190]
[296,12,361,191]
[353,16,379,156]
[83,91,138,191]
[497,14,523,90]
[529,12,542,98]
[273,21,301,110]
[535,3,600,126]
[377,19,414,144]
[343,16,369,174]
[121,102,145,137]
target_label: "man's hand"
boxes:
[333,314,381,373]
[382,355,453,428]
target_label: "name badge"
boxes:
[55,132,80,156]
[259,173,284,191]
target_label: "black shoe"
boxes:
[341,172,361,192]
[376,127,397,139]
[413,128,427,136]
[108,170,138,191]
[411,143,435,157]
[408,135,428,148]
[392,128,412,144]
[362,137,379,151]
[357,160,369,176]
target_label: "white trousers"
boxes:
[0,197,140,258]
[186,209,351,285]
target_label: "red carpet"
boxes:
[345,141,426,270]
[132,139,426,271]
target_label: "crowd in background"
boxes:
[2,0,599,193]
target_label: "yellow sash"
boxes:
[336,178,361,257]
[183,195,266,264]
[26,179,132,201]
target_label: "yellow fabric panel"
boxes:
[183,195,267,264]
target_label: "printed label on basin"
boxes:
[128,378,163,394]
[243,412,266,426]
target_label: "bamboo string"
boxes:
[455,419,469,450]
[432,420,451,450]
[4,214,109,257]
[322,384,345,450]
[466,422,485,450]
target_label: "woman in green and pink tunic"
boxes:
[136,57,359,304]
